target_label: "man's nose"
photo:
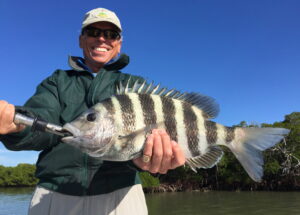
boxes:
[96,33,106,41]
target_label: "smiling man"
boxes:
[0,7,185,215]
[80,22,122,72]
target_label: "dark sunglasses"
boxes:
[83,26,121,40]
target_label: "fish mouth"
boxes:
[59,129,73,137]
[60,123,81,142]
[60,123,96,144]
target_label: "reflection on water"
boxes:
[1,188,300,215]
[146,191,300,215]
[0,187,34,195]
[0,187,34,215]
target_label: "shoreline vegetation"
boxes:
[1,112,300,193]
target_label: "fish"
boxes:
[61,80,290,182]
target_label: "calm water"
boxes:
[1,188,300,215]
[0,188,33,215]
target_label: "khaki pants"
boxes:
[28,184,148,215]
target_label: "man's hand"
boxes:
[133,129,186,174]
[0,100,25,135]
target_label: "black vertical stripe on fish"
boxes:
[138,94,157,128]
[225,127,235,144]
[183,102,200,157]
[161,97,178,142]
[102,98,115,115]
[116,95,136,131]
[205,121,218,144]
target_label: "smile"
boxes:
[94,47,108,52]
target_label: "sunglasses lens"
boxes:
[84,28,96,37]
[84,27,120,40]
[104,30,120,40]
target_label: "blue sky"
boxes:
[0,0,299,166]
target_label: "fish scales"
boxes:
[150,94,165,129]
[138,94,157,129]
[225,127,235,144]
[161,96,178,142]
[215,124,226,145]
[192,106,208,156]
[62,80,290,182]
[110,97,124,131]
[116,94,136,132]
[110,96,136,155]
[101,98,115,115]
[126,93,145,131]
[124,93,147,154]
[204,121,218,144]
[182,102,201,157]
[109,95,142,159]
[173,99,189,153]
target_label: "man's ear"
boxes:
[117,40,122,53]
[79,35,83,49]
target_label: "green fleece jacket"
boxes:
[0,54,145,196]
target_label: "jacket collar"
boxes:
[68,54,130,72]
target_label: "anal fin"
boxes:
[186,146,224,172]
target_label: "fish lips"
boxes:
[60,123,98,147]
[60,123,83,143]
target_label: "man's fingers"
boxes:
[0,101,19,134]
[159,130,172,174]
[132,133,155,171]
[3,104,19,132]
[143,133,154,160]
[149,130,163,173]
[3,104,15,124]
[132,157,150,171]
[171,141,186,169]
[0,101,9,123]
[133,131,186,173]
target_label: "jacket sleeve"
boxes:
[0,70,62,151]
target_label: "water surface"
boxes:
[146,191,300,215]
[0,187,33,215]
[1,188,300,215]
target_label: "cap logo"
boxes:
[97,12,108,18]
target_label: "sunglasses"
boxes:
[83,27,121,40]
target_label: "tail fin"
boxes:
[227,127,290,182]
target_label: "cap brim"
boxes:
[82,18,122,32]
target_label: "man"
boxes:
[0,8,185,215]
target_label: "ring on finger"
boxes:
[142,155,151,163]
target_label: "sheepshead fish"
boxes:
[62,81,289,182]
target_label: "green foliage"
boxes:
[160,112,300,191]
[284,112,300,125]
[1,112,299,191]
[139,172,160,188]
[0,164,38,187]
[264,160,281,175]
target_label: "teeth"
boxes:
[95,47,108,52]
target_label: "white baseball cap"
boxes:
[81,8,122,32]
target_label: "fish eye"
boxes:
[86,112,97,122]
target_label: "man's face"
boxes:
[79,22,122,72]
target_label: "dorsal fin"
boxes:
[186,146,224,172]
[180,92,219,118]
[116,79,219,119]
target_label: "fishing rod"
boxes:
[13,113,71,137]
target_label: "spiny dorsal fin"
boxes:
[186,146,224,172]
[181,92,219,118]
[116,79,219,119]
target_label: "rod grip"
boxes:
[14,113,66,136]
[13,113,35,127]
